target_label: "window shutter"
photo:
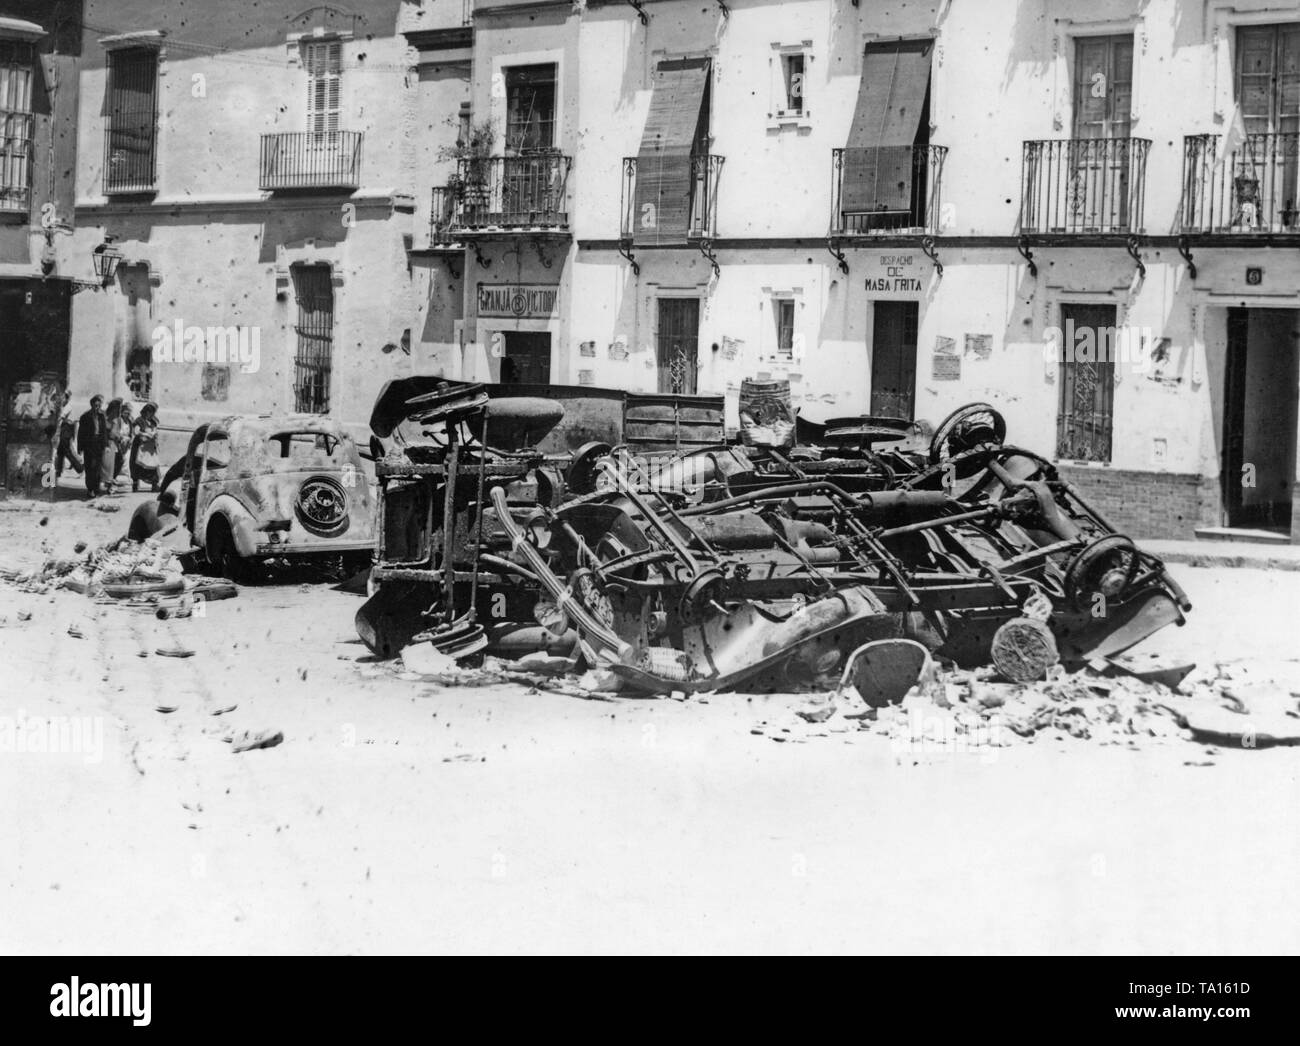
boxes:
[633,58,710,246]
[106,48,158,190]
[305,40,342,139]
[841,39,932,216]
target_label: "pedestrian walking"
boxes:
[76,395,108,496]
[113,401,134,481]
[130,402,161,492]
[52,390,83,481]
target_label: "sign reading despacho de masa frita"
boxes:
[477,283,559,319]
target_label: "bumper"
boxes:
[231,515,374,558]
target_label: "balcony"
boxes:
[103,124,157,194]
[0,110,33,214]
[620,153,724,243]
[1182,132,1300,236]
[259,131,363,191]
[1021,137,1151,236]
[830,145,947,236]
[430,152,571,244]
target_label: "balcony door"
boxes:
[503,65,559,224]
[869,301,918,421]
[1235,25,1300,231]
[1070,35,1134,231]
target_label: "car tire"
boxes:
[206,516,253,584]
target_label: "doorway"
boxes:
[1223,307,1298,530]
[870,300,918,420]
[656,298,700,395]
[500,331,551,385]
[1057,303,1117,463]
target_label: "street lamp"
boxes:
[91,235,123,287]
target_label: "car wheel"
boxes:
[206,517,252,584]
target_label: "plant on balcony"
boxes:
[439,118,497,204]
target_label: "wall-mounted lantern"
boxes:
[91,235,123,287]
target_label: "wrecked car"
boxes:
[356,381,1190,695]
[132,415,375,581]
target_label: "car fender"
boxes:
[200,494,260,557]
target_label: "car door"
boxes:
[193,430,231,544]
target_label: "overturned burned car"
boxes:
[357,381,1191,695]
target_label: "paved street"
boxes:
[2,488,1298,955]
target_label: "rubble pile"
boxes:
[824,656,1300,751]
[1,537,182,595]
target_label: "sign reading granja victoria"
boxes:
[477,283,560,320]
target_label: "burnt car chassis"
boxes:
[357,383,1191,696]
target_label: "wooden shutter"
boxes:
[633,58,710,246]
[1073,35,1133,139]
[305,40,342,139]
[106,48,157,190]
[842,39,932,214]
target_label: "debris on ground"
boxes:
[0,536,238,614]
[228,729,284,753]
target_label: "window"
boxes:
[505,64,556,153]
[774,299,795,359]
[780,52,805,115]
[292,265,334,414]
[0,40,35,214]
[457,101,471,148]
[201,434,231,472]
[126,347,152,401]
[304,39,341,143]
[105,48,158,192]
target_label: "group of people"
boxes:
[53,392,162,497]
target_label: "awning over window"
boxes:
[841,39,932,215]
[632,57,710,246]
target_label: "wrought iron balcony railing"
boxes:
[620,154,724,242]
[0,110,33,213]
[260,131,363,191]
[830,144,947,235]
[1021,136,1151,235]
[431,152,572,243]
[103,122,158,194]
[1182,132,1300,235]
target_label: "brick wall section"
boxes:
[1055,467,1207,540]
